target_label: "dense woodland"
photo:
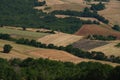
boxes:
[0,58,120,80]
[0,33,120,64]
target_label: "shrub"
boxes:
[3,44,13,53]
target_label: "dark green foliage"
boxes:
[88,35,117,41]
[90,2,105,11]
[115,43,120,47]
[112,25,120,31]
[0,33,11,40]
[34,0,46,6]
[3,44,13,53]
[108,66,120,80]
[0,58,119,80]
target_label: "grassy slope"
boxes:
[0,28,49,39]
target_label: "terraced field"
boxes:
[37,33,83,46]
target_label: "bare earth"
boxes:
[37,33,83,46]
[0,40,119,66]
[75,24,120,39]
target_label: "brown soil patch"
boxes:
[98,0,120,25]
[75,24,120,39]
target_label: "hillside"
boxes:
[0,40,119,66]
[99,0,120,25]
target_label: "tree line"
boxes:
[0,58,120,80]
[0,33,120,64]
[87,35,117,41]
[51,7,109,24]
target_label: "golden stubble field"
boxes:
[90,40,120,56]
[37,33,84,46]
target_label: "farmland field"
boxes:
[0,27,49,39]
[37,32,83,46]
[99,0,120,25]
[75,24,120,39]
[72,39,109,50]
[0,39,119,66]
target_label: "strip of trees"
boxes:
[87,35,117,41]
[51,7,109,24]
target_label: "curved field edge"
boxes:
[0,40,119,67]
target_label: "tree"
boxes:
[22,27,26,31]
[112,25,120,31]
[3,44,13,53]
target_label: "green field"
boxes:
[0,28,49,39]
